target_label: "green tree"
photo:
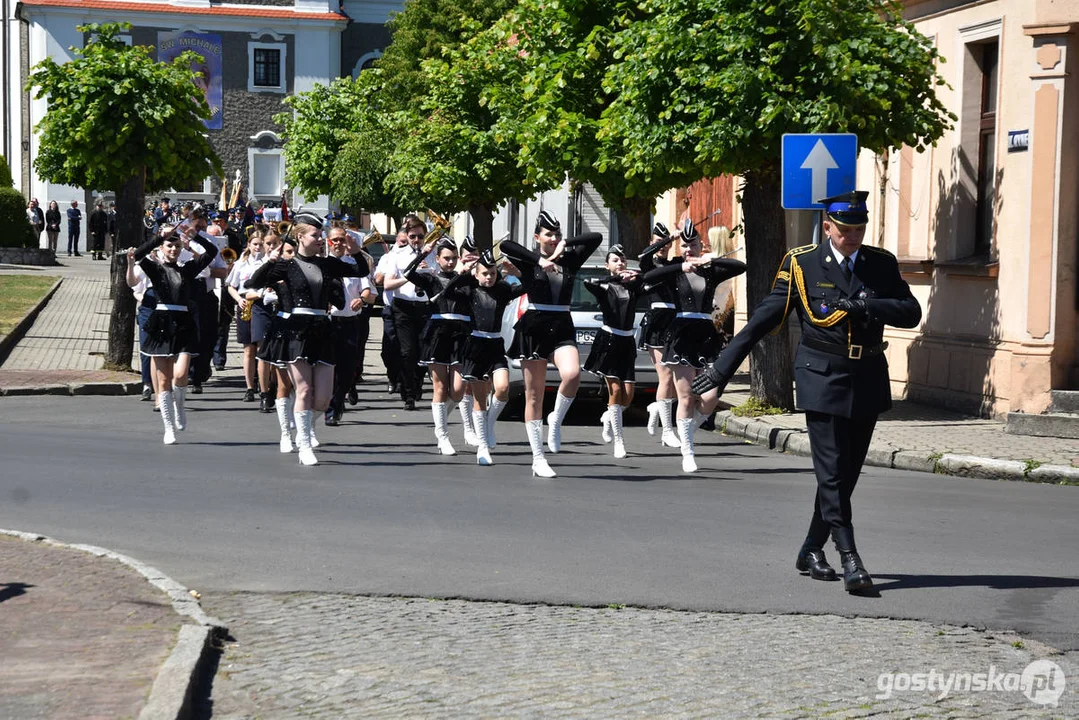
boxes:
[0,154,13,188]
[28,22,221,369]
[604,0,953,407]
[386,7,544,249]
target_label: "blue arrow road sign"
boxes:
[781,133,858,210]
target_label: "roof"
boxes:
[19,0,348,22]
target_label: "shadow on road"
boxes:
[0,582,33,603]
[873,574,1079,592]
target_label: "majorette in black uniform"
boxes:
[500,215,603,475]
[582,261,647,384]
[648,222,746,369]
[246,238,369,367]
[636,222,677,351]
[407,238,472,367]
[254,245,298,455]
[134,233,219,358]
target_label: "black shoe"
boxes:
[74,252,81,257]
[140,387,152,401]
[214,364,226,372]
[324,413,339,427]
[347,388,359,406]
[404,398,416,411]
[832,527,873,592]
[387,383,397,394]
[795,546,838,581]
[243,388,256,402]
[259,392,274,413]
[190,382,202,395]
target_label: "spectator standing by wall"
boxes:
[27,199,45,246]
[44,201,61,252]
[66,200,82,257]
[89,201,109,260]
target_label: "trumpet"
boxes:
[220,247,238,266]
[275,220,293,239]
[419,209,453,249]
[362,228,384,248]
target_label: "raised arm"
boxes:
[247,256,288,289]
[557,232,603,271]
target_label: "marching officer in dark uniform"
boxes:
[692,191,921,593]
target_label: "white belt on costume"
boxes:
[651,302,676,310]
[155,304,188,312]
[529,304,571,312]
[676,312,711,320]
[331,310,359,318]
[291,308,329,316]
[471,330,502,339]
[431,313,471,322]
[276,311,291,319]
[601,325,636,337]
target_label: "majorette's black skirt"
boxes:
[509,309,576,360]
[638,307,676,350]
[584,328,636,382]
[256,311,289,367]
[140,305,199,357]
[420,318,470,366]
[661,317,727,369]
[259,312,336,366]
[459,335,509,381]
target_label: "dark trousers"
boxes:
[355,308,372,380]
[380,305,401,388]
[137,303,153,387]
[328,315,361,420]
[214,293,235,368]
[67,226,80,254]
[804,411,878,545]
[391,299,429,402]
[91,232,106,254]
[188,285,219,384]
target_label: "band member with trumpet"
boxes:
[213,211,240,372]
[246,213,369,466]
[380,215,436,411]
[325,226,376,427]
[637,222,681,450]
[641,220,746,472]
[128,210,218,444]
[499,212,603,477]
[374,227,410,399]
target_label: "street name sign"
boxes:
[781,133,858,209]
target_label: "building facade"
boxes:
[3,0,399,236]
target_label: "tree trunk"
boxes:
[104,170,145,370]
[468,202,495,251]
[741,167,795,410]
[614,196,653,259]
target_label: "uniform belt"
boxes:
[471,330,502,339]
[431,313,471,322]
[291,308,329,316]
[395,297,426,306]
[331,311,359,318]
[650,302,676,310]
[529,304,570,312]
[803,338,888,360]
[601,325,636,337]
[155,304,188,312]
[276,311,291,319]
[676,312,711,320]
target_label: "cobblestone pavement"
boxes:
[0,535,180,720]
[202,593,1077,719]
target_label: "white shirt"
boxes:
[129,263,151,303]
[829,243,859,274]
[387,244,437,303]
[226,254,264,293]
[331,255,367,317]
[179,232,228,291]
[375,244,409,306]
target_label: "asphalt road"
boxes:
[1,381,1077,651]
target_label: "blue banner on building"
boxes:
[158,31,223,130]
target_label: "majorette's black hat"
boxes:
[478,248,496,268]
[292,211,324,230]
[819,190,869,227]
[680,219,700,243]
[607,243,626,259]
[461,234,477,254]
[534,210,561,234]
[652,221,670,240]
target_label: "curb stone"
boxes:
[0,277,62,366]
[712,410,1077,485]
[0,380,143,397]
[0,528,227,720]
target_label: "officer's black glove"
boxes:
[691,366,725,396]
[833,298,868,318]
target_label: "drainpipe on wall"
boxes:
[2,0,10,163]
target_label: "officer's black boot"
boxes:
[795,544,837,581]
[259,391,274,413]
[832,527,873,592]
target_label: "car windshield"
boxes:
[571,266,650,312]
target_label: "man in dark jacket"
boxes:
[693,191,922,593]
[66,200,82,257]
[89,202,109,260]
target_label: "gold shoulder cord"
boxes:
[767,248,849,335]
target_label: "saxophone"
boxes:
[240,293,254,322]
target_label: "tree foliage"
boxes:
[27,22,221,193]
[0,188,34,248]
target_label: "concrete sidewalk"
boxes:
[2,256,1077,483]
[0,530,223,720]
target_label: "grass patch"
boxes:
[0,275,59,335]
[1022,459,1043,478]
[730,397,785,417]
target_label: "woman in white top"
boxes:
[226,228,265,403]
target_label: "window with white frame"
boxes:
[249,150,285,197]
[248,42,286,92]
